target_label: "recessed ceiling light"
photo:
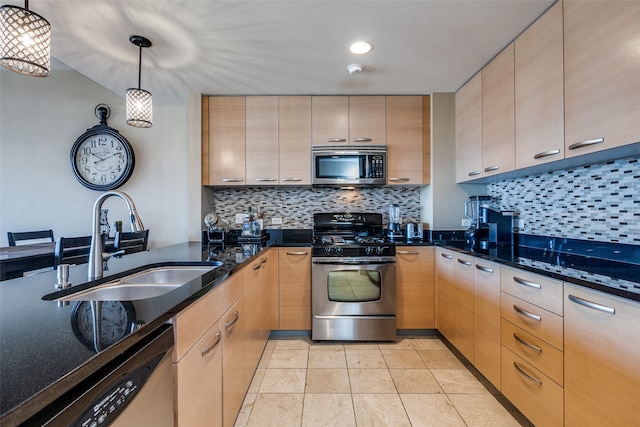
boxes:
[349,41,372,55]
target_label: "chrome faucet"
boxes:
[88,190,144,280]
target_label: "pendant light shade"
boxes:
[0,0,51,77]
[126,35,152,128]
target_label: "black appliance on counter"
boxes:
[464,196,514,249]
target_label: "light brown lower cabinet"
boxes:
[453,252,475,363]
[473,259,501,389]
[222,295,246,427]
[277,248,311,330]
[396,246,435,329]
[435,248,455,342]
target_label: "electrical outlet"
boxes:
[516,219,525,229]
[461,218,471,227]
[235,213,246,224]
[271,217,283,225]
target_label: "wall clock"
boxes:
[70,104,135,190]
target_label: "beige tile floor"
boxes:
[234,336,532,427]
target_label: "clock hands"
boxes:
[91,153,106,162]
[93,152,123,164]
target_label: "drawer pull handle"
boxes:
[389,177,410,182]
[441,253,453,259]
[286,251,309,256]
[325,138,347,143]
[201,332,221,356]
[513,276,541,289]
[255,178,277,182]
[397,250,420,255]
[568,294,615,315]
[513,305,541,322]
[253,263,261,271]
[514,333,542,354]
[281,178,302,182]
[457,259,472,266]
[225,311,240,329]
[468,170,481,177]
[222,178,243,182]
[261,257,268,264]
[533,149,561,159]
[352,138,373,142]
[513,362,542,386]
[484,165,499,172]
[475,264,493,273]
[568,137,604,151]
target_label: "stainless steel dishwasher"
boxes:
[28,323,174,427]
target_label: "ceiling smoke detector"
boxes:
[347,64,362,75]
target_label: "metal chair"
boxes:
[54,236,93,268]
[7,230,54,246]
[114,230,149,255]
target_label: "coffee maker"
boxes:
[464,196,513,249]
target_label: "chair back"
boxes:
[54,236,93,268]
[114,230,149,255]
[8,230,54,246]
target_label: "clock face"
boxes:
[70,126,135,190]
[71,301,136,352]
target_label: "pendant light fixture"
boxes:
[0,0,51,77]
[125,35,152,128]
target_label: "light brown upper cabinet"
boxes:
[312,96,386,145]
[246,97,279,185]
[564,1,640,157]
[515,1,564,169]
[278,96,312,185]
[386,96,429,185]
[204,96,246,186]
[455,73,483,183]
[482,43,515,178]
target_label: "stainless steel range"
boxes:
[311,212,396,341]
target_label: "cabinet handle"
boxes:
[441,253,453,260]
[475,264,493,273]
[253,263,261,271]
[568,294,615,315]
[513,276,541,289]
[201,331,222,356]
[255,178,277,182]
[568,137,604,151]
[225,311,240,329]
[533,149,561,159]
[261,257,268,264]
[222,178,243,182]
[513,305,541,322]
[352,138,372,142]
[397,250,420,255]
[467,170,481,177]
[514,333,542,354]
[286,251,309,256]
[325,138,347,143]
[389,177,410,182]
[483,165,499,172]
[513,362,542,386]
[281,178,302,182]
[457,259,472,266]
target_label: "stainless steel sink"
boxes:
[54,265,221,302]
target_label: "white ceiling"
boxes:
[30,0,555,105]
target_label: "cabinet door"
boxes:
[348,96,386,144]
[473,260,501,388]
[278,248,311,330]
[455,73,483,182]
[564,1,640,157]
[454,253,475,363]
[564,284,640,426]
[386,96,424,185]
[245,251,274,376]
[396,246,435,329]
[435,248,455,342]
[515,1,564,168]
[312,96,349,145]
[246,96,278,185]
[222,296,246,427]
[482,43,515,177]
[207,96,246,185]
[175,321,223,427]
[279,96,311,185]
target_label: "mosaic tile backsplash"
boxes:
[207,187,422,229]
[488,156,639,245]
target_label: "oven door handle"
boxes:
[312,258,396,265]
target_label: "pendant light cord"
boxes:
[137,45,142,90]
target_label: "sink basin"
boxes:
[54,265,221,302]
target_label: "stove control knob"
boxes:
[365,246,374,255]
[335,246,343,255]
[325,246,333,255]
[375,246,384,255]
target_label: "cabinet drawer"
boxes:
[173,270,244,361]
[501,318,563,386]
[501,267,563,315]
[501,292,563,351]
[501,346,563,427]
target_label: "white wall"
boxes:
[0,68,192,248]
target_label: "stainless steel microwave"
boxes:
[312,145,387,187]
